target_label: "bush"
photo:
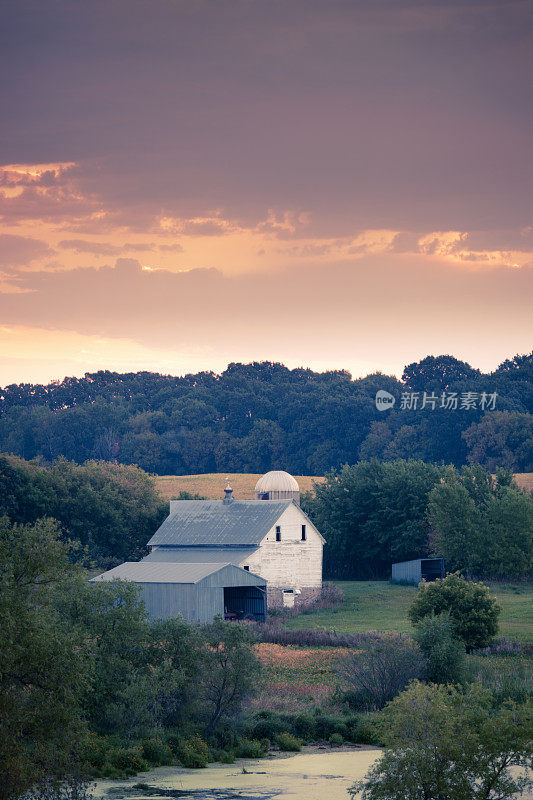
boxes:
[312,715,348,741]
[248,711,286,741]
[343,635,423,711]
[329,732,343,746]
[176,735,211,769]
[275,732,301,752]
[413,613,466,684]
[244,710,378,746]
[235,738,267,758]
[219,750,235,764]
[141,737,172,766]
[348,718,378,746]
[291,714,316,740]
[83,733,108,770]
[409,573,500,650]
[107,745,148,774]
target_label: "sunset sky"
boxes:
[1,0,532,385]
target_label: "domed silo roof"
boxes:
[255,471,300,504]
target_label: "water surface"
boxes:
[91,746,380,800]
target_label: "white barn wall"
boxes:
[242,503,323,595]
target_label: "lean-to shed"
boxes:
[391,558,445,585]
[91,561,267,623]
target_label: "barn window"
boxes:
[275,525,281,541]
[243,565,250,571]
[301,524,306,541]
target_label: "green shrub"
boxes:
[348,716,379,745]
[101,765,122,779]
[409,573,500,651]
[245,710,376,747]
[413,613,466,684]
[206,723,242,751]
[141,737,173,766]
[177,735,211,769]
[292,714,316,740]
[329,732,343,746]
[235,738,267,758]
[219,750,236,764]
[249,712,286,741]
[83,733,108,770]
[275,732,301,752]
[165,732,180,754]
[107,745,149,774]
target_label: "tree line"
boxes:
[0,353,531,475]
[303,460,533,581]
[1,453,531,579]
[0,455,166,567]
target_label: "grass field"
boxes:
[154,472,323,500]
[154,472,533,500]
[285,581,533,643]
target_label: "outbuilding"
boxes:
[391,557,445,585]
[91,561,267,623]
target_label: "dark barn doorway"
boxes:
[224,586,266,621]
[421,558,445,581]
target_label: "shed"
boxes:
[391,558,445,585]
[91,562,267,623]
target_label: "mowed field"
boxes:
[155,472,323,500]
[154,472,533,500]
[285,581,533,644]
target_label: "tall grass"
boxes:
[256,625,389,648]
[467,654,533,704]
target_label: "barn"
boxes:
[91,561,267,623]
[91,470,324,621]
[145,471,325,607]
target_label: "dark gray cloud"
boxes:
[1,0,532,235]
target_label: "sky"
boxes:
[1,0,532,385]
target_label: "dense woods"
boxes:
[304,461,533,581]
[0,455,166,567]
[0,353,531,475]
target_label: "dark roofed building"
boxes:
[147,499,291,547]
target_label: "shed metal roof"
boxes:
[91,561,264,584]
[142,546,258,564]
[147,499,291,547]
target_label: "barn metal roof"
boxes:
[142,546,259,564]
[91,561,255,584]
[147,499,291,547]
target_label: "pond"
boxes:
[91,746,381,800]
